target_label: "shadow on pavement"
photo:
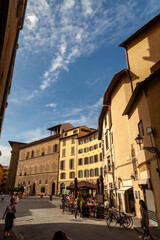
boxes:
[15,222,139,240]
[0,224,17,240]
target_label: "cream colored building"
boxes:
[98,106,116,205]
[99,14,160,225]
[59,127,102,194]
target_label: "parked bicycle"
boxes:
[106,209,133,229]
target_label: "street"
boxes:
[0,196,139,240]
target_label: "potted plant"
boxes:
[40,186,45,198]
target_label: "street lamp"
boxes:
[135,134,159,155]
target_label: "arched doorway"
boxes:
[60,183,65,195]
[33,183,36,195]
[52,182,55,195]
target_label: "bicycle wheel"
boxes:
[106,216,117,228]
[122,216,133,229]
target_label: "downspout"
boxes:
[125,47,134,93]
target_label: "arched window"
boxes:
[40,165,43,173]
[29,167,32,174]
[48,145,50,154]
[24,167,27,176]
[19,169,22,176]
[36,149,39,156]
[34,166,37,174]
[53,163,57,171]
[41,147,45,156]
[46,164,49,172]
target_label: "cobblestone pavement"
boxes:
[1,195,159,240]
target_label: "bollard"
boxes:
[50,195,52,201]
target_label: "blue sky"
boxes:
[0,0,160,165]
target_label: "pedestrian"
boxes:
[14,193,19,204]
[79,196,84,219]
[2,198,16,238]
[104,199,109,214]
[52,230,71,240]
[73,197,78,219]
[139,200,154,240]
[60,195,65,215]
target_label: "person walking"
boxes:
[73,197,78,219]
[79,196,84,219]
[139,200,154,240]
[2,198,16,238]
[52,231,71,240]
[60,195,65,215]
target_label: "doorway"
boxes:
[33,183,36,195]
[52,182,55,195]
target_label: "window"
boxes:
[89,136,93,141]
[73,130,78,134]
[99,142,102,148]
[110,132,113,144]
[45,180,48,184]
[26,152,30,159]
[90,156,93,164]
[84,139,88,143]
[100,153,102,162]
[78,158,83,165]
[138,120,144,137]
[79,140,83,145]
[71,146,75,156]
[89,146,93,151]
[55,144,58,152]
[46,164,49,172]
[34,166,37,173]
[60,160,65,170]
[39,180,41,184]
[64,133,67,136]
[71,138,75,144]
[53,163,57,171]
[41,147,45,156]
[21,152,25,160]
[94,134,97,139]
[29,167,32,174]
[78,170,83,178]
[81,129,91,133]
[84,157,89,165]
[34,166,37,174]
[63,140,66,146]
[24,167,27,175]
[94,155,98,163]
[62,149,66,157]
[40,165,44,173]
[31,150,34,158]
[78,149,83,154]
[105,134,109,150]
[100,167,103,176]
[28,181,30,185]
[69,159,74,169]
[107,156,111,171]
[95,168,99,176]
[60,173,66,179]
[36,149,39,157]
[48,145,50,154]
[84,147,88,152]
[69,172,75,179]
[90,169,94,177]
[94,144,98,150]
[84,170,89,178]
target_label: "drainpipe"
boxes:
[125,47,134,93]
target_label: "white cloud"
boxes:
[45,103,57,108]
[26,14,38,30]
[0,145,11,166]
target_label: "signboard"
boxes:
[96,194,103,203]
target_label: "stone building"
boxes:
[0,0,27,133]
[12,124,73,195]
[98,14,160,225]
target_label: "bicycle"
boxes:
[106,210,133,229]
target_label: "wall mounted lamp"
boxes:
[135,134,159,155]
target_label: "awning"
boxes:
[139,179,149,185]
[117,186,132,193]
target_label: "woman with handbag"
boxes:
[2,198,16,238]
[139,200,154,240]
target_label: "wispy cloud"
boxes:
[86,76,105,87]
[20,0,160,96]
